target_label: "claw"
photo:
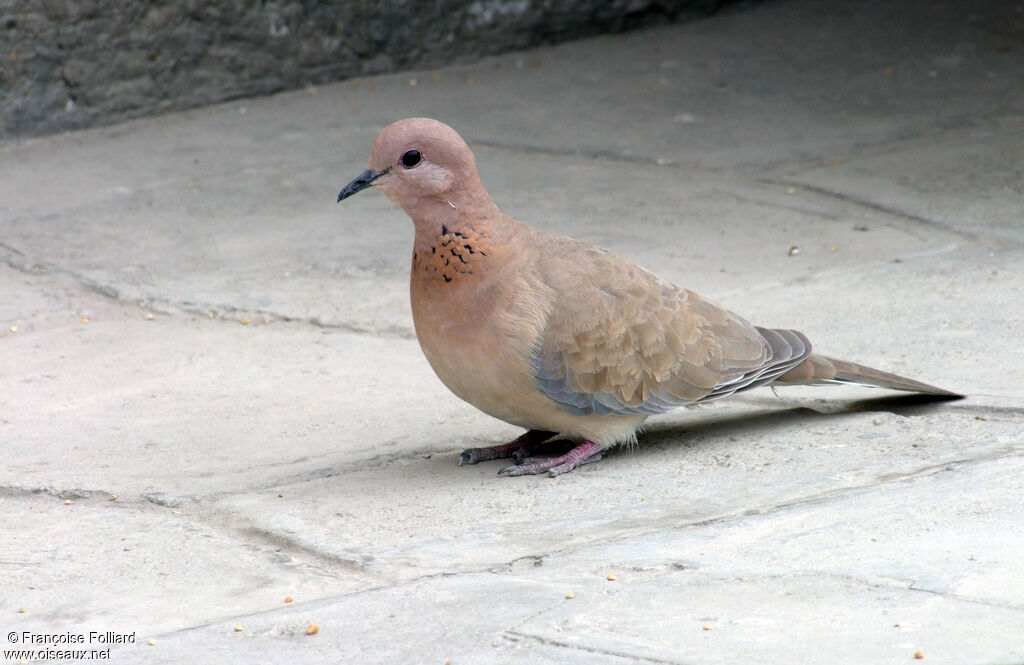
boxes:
[459,448,493,466]
[457,430,556,467]
[495,440,604,477]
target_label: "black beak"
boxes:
[337,168,387,202]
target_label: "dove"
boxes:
[337,118,959,477]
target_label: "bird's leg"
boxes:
[459,430,556,466]
[498,440,605,477]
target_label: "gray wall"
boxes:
[1,0,736,139]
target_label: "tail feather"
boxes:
[774,353,962,397]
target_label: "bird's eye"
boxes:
[401,149,421,168]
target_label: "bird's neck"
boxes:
[409,193,499,256]
[408,195,510,288]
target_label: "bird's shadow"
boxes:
[525,392,965,460]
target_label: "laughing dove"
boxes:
[337,118,959,477]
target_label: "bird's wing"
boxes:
[531,241,811,416]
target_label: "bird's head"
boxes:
[337,118,490,218]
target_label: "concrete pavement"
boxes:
[2,0,1022,663]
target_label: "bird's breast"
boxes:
[409,235,553,427]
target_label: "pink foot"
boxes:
[498,440,605,477]
[459,430,556,466]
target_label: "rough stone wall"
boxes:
[0,0,734,139]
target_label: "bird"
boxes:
[336,118,960,477]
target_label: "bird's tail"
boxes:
[773,353,962,397]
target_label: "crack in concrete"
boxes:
[469,137,684,170]
[489,554,546,573]
[0,242,152,308]
[749,114,989,174]
[0,483,113,501]
[762,178,1004,246]
[946,402,1024,421]
[2,246,417,338]
[160,297,416,339]
[699,570,1024,613]
[0,241,26,257]
[907,582,1024,612]
[502,629,691,665]
[239,524,386,584]
[169,445,452,504]
[729,448,1024,521]
[0,243,48,275]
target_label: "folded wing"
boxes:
[531,243,811,416]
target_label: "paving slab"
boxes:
[1,0,1022,663]
[785,116,1024,245]
[0,493,370,639]
[99,455,1024,665]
